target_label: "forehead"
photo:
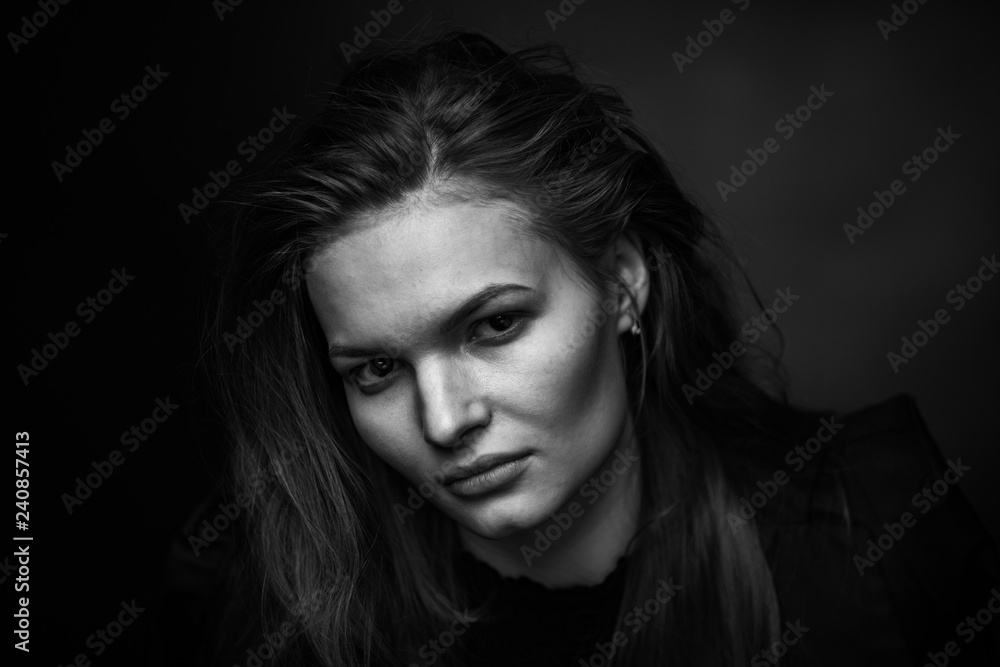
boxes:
[305,199,559,341]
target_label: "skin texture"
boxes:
[305,193,650,587]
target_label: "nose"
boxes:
[414,354,490,449]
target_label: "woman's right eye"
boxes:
[367,357,394,377]
[349,356,397,392]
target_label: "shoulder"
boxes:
[779,393,985,548]
[754,394,1000,665]
[759,393,976,528]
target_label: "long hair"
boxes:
[209,31,803,666]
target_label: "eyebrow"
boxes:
[327,283,535,361]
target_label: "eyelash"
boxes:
[347,312,527,393]
[469,312,525,344]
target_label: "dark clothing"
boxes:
[756,395,1000,666]
[151,395,1000,665]
[451,396,1000,666]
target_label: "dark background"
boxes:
[7,0,998,664]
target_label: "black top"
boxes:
[454,549,628,665]
[150,395,1000,665]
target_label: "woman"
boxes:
[160,32,999,666]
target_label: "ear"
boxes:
[608,232,651,335]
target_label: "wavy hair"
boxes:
[209,31,803,666]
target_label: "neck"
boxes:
[458,433,642,588]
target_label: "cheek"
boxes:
[345,391,420,480]
[502,293,627,457]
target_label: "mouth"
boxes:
[443,452,531,497]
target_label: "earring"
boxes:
[630,315,641,336]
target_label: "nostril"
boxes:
[456,421,489,451]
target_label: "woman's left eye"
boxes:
[470,313,524,342]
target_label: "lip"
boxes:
[443,453,531,497]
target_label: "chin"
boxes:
[448,488,565,540]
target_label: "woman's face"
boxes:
[305,196,643,539]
